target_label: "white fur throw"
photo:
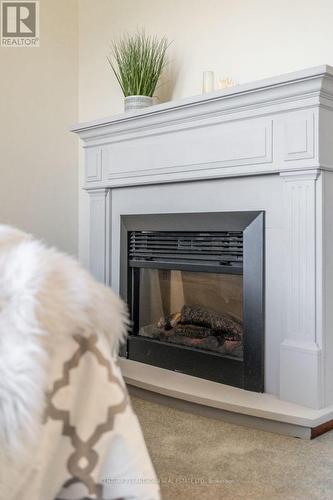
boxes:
[0,225,159,500]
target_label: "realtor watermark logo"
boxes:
[1,1,39,47]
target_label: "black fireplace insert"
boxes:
[120,212,264,392]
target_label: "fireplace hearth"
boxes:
[120,212,264,392]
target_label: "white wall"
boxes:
[79,0,333,120]
[78,0,333,260]
[1,0,332,259]
[0,0,78,254]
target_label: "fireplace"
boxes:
[120,212,264,392]
[74,66,333,433]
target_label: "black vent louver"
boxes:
[129,231,243,270]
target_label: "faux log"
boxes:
[174,324,213,339]
[180,305,243,340]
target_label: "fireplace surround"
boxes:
[73,65,333,436]
[120,212,264,391]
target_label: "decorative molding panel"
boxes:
[283,112,315,162]
[282,170,318,341]
[85,147,102,183]
[102,118,273,183]
[88,188,109,283]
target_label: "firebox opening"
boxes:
[138,269,243,358]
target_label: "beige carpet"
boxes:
[131,395,333,500]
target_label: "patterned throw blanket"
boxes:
[46,333,159,500]
[0,226,160,500]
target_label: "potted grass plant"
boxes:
[108,31,169,112]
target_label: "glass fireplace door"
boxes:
[135,268,244,359]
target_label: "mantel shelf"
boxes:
[72,64,333,136]
[72,65,333,190]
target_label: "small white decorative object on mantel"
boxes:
[202,71,214,93]
[218,77,237,90]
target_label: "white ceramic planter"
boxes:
[124,95,153,112]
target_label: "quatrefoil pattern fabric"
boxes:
[41,332,160,500]
[6,331,160,500]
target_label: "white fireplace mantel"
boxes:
[72,66,333,435]
[73,65,333,186]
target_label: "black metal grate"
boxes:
[129,231,243,268]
